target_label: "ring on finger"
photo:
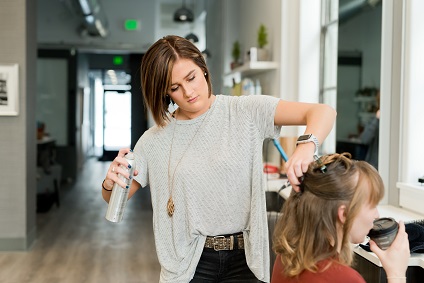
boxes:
[112,166,115,173]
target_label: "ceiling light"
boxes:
[185,32,199,43]
[174,0,194,23]
[202,49,211,58]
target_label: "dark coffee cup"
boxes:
[368,217,399,250]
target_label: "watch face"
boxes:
[298,134,312,141]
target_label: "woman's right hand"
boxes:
[369,221,409,281]
[103,148,139,192]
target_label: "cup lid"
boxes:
[368,217,398,237]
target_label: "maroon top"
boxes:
[271,254,366,283]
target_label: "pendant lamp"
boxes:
[174,0,194,22]
[185,32,199,43]
[202,49,211,58]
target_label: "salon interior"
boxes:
[1,0,424,282]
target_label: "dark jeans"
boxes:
[190,248,264,283]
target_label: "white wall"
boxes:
[221,0,323,163]
[378,0,424,214]
[396,0,424,214]
[400,0,424,184]
[0,0,37,250]
[282,0,321,139]
[221,0,321,125]
[221,0,281,100]
[222,0,282,165]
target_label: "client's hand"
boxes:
[370,221,409,280]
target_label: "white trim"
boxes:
[379,0,405,205]
[399,0,424,185]
[397,182,424,215]
[396,0,424,213]
[279,0,322,139]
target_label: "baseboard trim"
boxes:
[0,226,37,251]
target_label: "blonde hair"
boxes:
[141,35,212,127]
[272,153,384,277]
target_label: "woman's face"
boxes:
[349,191,380,244]
[168,58,211,119]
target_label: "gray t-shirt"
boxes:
[134,94,281,282]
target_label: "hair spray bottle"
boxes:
[105,152,136,223]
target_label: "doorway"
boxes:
[92,69,133,161]
[103,89,132,157]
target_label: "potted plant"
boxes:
[257,24,268,49]
[231,40,241,69]
[250,24,269,61]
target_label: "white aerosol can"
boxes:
[105,151,136,223]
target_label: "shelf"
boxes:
[358,112,375,119]
[225,61,278,77]
[353,96,377,103]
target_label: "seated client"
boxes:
[271,153,409,283]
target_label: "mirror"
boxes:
[335,0,382,170]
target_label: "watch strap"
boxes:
[296,134,319,154]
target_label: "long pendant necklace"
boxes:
[167,103,212,217]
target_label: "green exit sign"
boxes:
[124,19,140,31]
[113,56,123,65]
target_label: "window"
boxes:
[319,0,339,154]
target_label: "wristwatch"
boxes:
[296,134,319,155]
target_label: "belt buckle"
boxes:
[212,236,226,251]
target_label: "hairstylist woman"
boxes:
[272,153,410,283]
[102,35,337,283]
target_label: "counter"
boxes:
[353,246,424,283]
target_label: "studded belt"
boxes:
[204,233,244,251]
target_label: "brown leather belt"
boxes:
[204,233,244,251]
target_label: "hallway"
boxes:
[0,158,160,283]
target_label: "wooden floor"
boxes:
[0,158,160,283]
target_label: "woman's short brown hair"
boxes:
[273,153,384,277]
[141,35,212,127]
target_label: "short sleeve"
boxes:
[236,95,281,139]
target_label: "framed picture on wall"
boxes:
[0,63,19,116]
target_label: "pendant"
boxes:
[167,197,175,217]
